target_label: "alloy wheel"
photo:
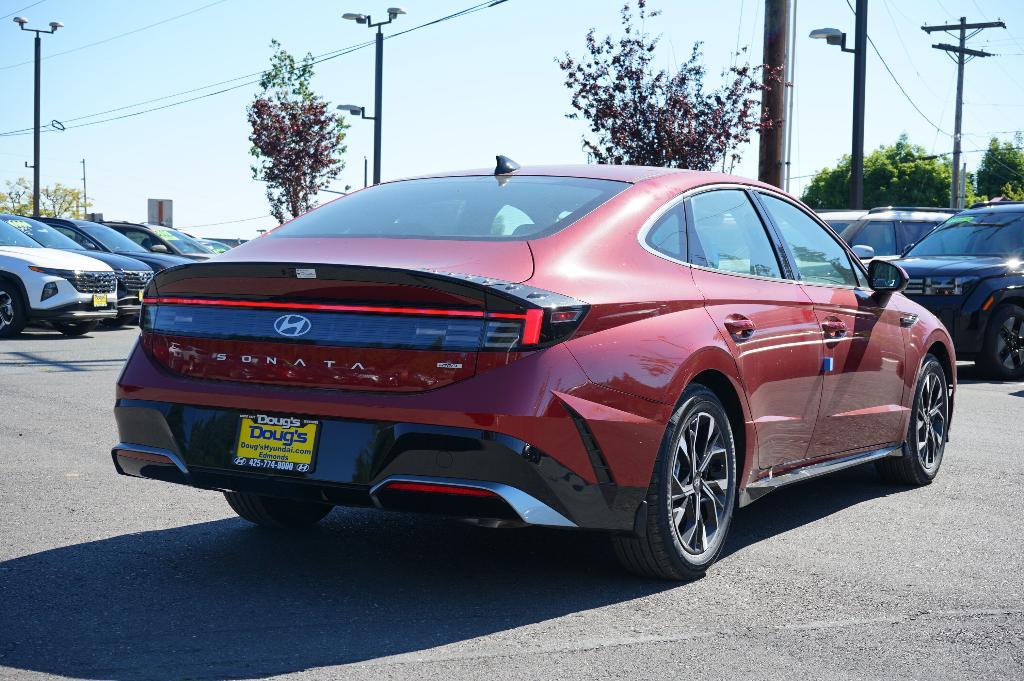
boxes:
[915,372,946,472]
[670,411,730,556]
[0,291,14,331]
[996,314,1024,371]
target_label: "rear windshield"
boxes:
[906,210,1024,257]
[269,175,629,240]
[0,218,43,248]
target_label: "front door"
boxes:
[685,188,824,470]
[755,192,908,458]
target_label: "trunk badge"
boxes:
[273,314,313,337]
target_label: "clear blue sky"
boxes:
[1,0,1022,238]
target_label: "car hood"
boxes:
[894,255,1014,279]
[112,250,191,271]
[0,246,114,270]
[215,236,536,283]
[65,250,152,272]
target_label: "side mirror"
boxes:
[150,244,169,253]
[868,259,909,293]
[851,244,875,260]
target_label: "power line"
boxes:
[0,0,232,72]
[0,0,511,137]
[181,214,271,229]
[0,1,46,22]
[844,0,950,136]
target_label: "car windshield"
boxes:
[76,221,148,253]
[0,217,43,248]
[268,175,630,240]
[2,215,84,250]
[905,210,1024,257]
[150,226,213,254]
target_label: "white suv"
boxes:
[0,217,118,338]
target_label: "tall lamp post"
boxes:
[13,16,63,218]
[339,7,406,185]
[810,1,868,209]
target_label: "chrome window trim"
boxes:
[636,182,797,285]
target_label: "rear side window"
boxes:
[644,204,687,261]
[687,190,782,278]
[849,220,897,256]
[269,176,629,241]
[758,194,858,287]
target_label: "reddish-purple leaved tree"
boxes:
[248,41,349,223]
[558,1,781,171]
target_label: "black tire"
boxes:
[612,384,738,580]
[0,282,27,339]
[51,321,99,337]
[877,354,949,485]
[978,303,1024,381]
[224,491,333,529]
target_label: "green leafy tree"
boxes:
[0,178,32,214]
[976,134,1024,199]
[802,134,976,208]
[248,40,348,223]
[0,177,90,217]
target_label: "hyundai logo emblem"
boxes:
[273,314,312,337]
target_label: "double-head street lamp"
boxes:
[14,16,63,218]
[338,7,406,186]
[810,0,868,210]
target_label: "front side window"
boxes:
[905,211,1024,256]
[78,222,148,253]
[847,220,897,256]
[687,190,781,278]
[758,194,858,287]
[268,176,629,241]
[644,204,687,261]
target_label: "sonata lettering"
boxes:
[210,353,369,370]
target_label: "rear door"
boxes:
[755,192,907,457]
[685,188,824,470]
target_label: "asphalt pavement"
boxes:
[1,325,1022,680]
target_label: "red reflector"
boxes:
[550,309,581,323]
[383,481,498,497]
[521,308,544,345]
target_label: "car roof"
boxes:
[961,202,1024,213]
[858,209,953,220]
[392,164,781,192]
[817,210,868,219]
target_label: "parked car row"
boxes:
[0,215,219,338]
[819,201,1024,379]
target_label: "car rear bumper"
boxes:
[112,398,646,530]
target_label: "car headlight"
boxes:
[28,266,76,280]
[923,276,977,295]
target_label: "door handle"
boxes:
[821,318,848,339]
[724,315,756,341]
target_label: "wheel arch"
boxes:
[0,271,29,309]
[687,368,750,490]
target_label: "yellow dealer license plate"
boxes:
[232,414,319,474]
[92,294,107,308]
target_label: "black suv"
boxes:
[896,202,1024,379]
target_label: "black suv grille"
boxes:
[115,270,153,293]
[67,271,116,294]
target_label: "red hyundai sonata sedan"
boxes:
[113,159,954,579]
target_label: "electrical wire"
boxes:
[0,0,232,72]
[0,0,511,137]
[0,1,45,22]
[844,0,951,136]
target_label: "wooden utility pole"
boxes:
[758,0,788,188]
[922,17,1006,209]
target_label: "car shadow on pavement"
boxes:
[0,465,906,680]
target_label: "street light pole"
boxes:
[850,0,868,210]
[13,16,63,217]
[341,8,405,185]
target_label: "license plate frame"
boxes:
[231,414,320,475]
[92,293,108,308]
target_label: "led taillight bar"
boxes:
[383,481,498,497]
[145,296,543,343]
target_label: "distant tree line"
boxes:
[0,178,91,218]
